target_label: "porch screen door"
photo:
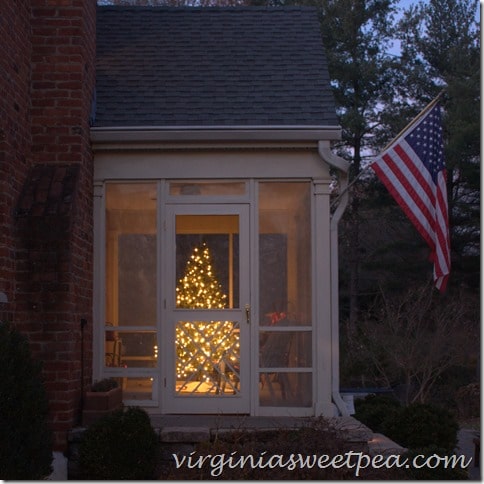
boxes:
[163,204,250,413]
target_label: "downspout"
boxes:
[318,142,350,416]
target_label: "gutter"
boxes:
[318,142,350,417]
[90,125,342,145]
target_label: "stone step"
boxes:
[368,433,407,456]
[160,426,211,443]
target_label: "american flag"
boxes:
[370,102,451,291]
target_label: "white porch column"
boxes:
[312,178,337,417]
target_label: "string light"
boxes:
[175,242,239,390]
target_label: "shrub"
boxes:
[384,403,459,452]
[79,406,158,479]
[354,394,402,434]
[455,382,480,420]
[0,322,53,479]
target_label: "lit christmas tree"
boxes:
[176,243,227,310]
[176,242,239,391]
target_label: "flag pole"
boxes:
[331,89,446,209]
[330,166,370,208]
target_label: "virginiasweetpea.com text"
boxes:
[172,450,472,477]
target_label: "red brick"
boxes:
[1,0,96,450]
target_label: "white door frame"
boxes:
[162,203,251,413]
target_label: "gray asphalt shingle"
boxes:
[95,6,338,128]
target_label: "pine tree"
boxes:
[176,243,227,310]
[310,0,401,326]
[175,243,239,387]
[396,0,480,290]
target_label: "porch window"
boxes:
[258,182,312,407]
[101,179,316,411]
[104,183,158,402]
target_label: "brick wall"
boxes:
[0,0,32,321]
[1,0,96,451]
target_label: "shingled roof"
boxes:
[94,6,338,128]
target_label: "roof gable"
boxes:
[95,6,338,128]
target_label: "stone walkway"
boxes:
[150,414,405,457]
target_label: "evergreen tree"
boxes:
[319,0,480,312]
[175,243,239,387]
[396,0,480,290]
[313,0,401,324]
[176,243,227,310]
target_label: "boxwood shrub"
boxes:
[0,322,53,479]
[354,394,402,434]
[384,403,459,452]
[79,406,158,479]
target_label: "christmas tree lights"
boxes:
[176,244,227,310]
[175,242,239,391]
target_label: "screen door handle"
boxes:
[245,304,250,325]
